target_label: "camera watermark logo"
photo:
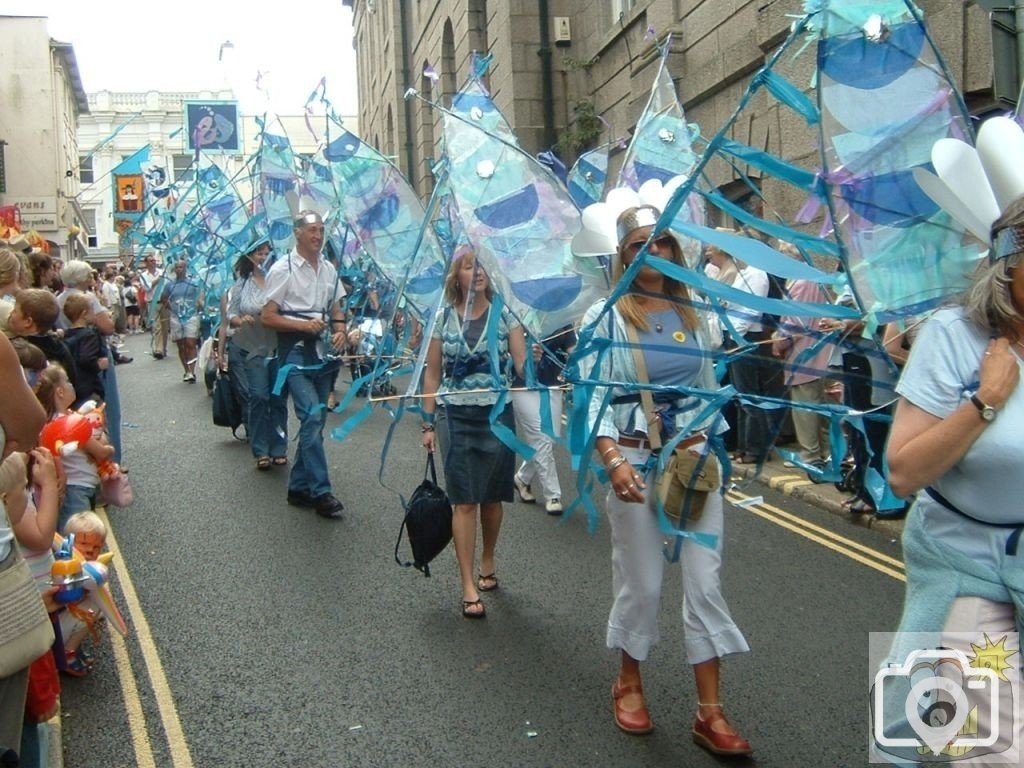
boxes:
[869,632,1019,763]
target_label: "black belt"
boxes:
[925,487,1023,556]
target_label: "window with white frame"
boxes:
[172,154,195,183]
[82,208,98,248]
[78,155,94,184]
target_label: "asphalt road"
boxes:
[59,334,907,768]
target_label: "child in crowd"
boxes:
[7,288,80,399]
[62,292,108,403]
[0,448,63,759]
[33,364,113,530]
[64,510,107,563]
[56,510,111,675]
[10,336,48,388]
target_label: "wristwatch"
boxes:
[970,393,997,422]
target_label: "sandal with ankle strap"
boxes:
[693,707,752,756]
[612,681,653,735]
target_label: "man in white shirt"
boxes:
[138,254,168,359]
[262,211,348,519]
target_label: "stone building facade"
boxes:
[0,15,90,258]
[344,0,1005,217]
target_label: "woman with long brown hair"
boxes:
[579,205,752,755]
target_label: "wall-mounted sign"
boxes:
[6,196,58,230]
[183,101,241,153]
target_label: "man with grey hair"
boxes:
[261,211,347,519]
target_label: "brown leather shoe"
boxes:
[692,707,752,756]
[612,681,654,735]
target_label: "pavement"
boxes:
[730,451,907,539]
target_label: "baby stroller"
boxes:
[349,317,398,398]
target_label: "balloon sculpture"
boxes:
[50,534,128,637]
[39,412,93,458]
[76,401,121,479]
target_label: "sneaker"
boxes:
[287,489,316,508]
[184,372,196,383]
[514,473,536,503]
[545,498,563,515]
[312,493,344,519]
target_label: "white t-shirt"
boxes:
[723,264,769,337]
[897,306,1024,524]
[263,250,346,320]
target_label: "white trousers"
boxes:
[511,388,563,501]
[936,597,1020,764]
[605,445,750,665]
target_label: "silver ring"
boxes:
[629,482,638,489]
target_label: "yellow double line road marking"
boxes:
[726,489,906,582]
[99,508,195,768]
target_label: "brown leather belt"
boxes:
[617,433,706,451]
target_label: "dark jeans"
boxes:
[841,352,890,504]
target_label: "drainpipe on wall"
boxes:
[538,0,557,151]
[1017,0,1024,102]
[398,0,416,181]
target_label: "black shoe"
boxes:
[114,354,133,365]
[152,352,165,360]
[313,493,344,519]
[287,489,316,508]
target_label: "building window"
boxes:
[469,0,488,58]
[79,155,94,184]
[82,208,98,248]
[611,0,636,22]
[172,154,195,183]
[442,20,456,106]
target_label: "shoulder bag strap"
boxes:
[622,320,662,452]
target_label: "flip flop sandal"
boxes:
[477,573,499,592]
[256,457,272,471]
[272,457,288,466]
[462,599,486,619]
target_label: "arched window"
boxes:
[468,0,489,63]
[419,63,436,194]
[442,19,456,106]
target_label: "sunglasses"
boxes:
[623,234,674,256]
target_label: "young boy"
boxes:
[7,287,81,398]
[62,292,108,403]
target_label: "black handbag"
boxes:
[395,453,452,577]
[211,372,243,438]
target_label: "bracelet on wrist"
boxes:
[606,455,628,472]
[421,424,435,433]
[600,445,619,460]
